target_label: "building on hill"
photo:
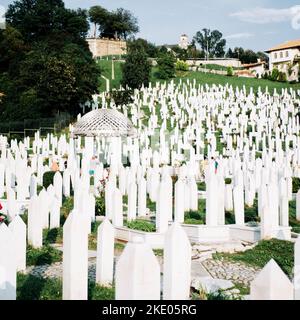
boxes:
[242,60,266,78]
[179,34,189,50]
[266,39,300,81]
[87,38,127,59]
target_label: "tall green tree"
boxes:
[157,52,176,80]
[88,5,109,38]
[193,28,226,58]
[121,42,151,89]
[1,0,99,120]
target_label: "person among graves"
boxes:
[89,155,99,176]
[51,158,59,172]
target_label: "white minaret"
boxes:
[179,34,189,50]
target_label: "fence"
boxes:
[0,113,73,140]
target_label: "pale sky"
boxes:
[1,0,300,52]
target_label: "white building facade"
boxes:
[266,40,300,81]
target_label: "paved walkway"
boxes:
[24,241,259,288]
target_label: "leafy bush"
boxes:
[157,52,176,79]
[175,60,189,72]
[226,66,233,76]
[109,89,133,107]
[292,177,300,193]
[225,178,232,184]
[42,171,57,189]
[88,281,115,300]
[125,219,156,232]
[43,228,63,245]
[26,245,62,266]
[278,71,287,82]
[270,68,279,81]
[17,274,62,300]
[96,197,105,216]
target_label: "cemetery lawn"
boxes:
[213,239,294,277]
[97,60,123,90]
[125,219,156,232]
[26,245,62,266]
[97,58,300,93]
[289,200,300,233]
[17,274,115,300]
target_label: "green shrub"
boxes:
[125,219,156,232]
[278,71,287,82]
[175,60,189,72]
[88,281,115,300]
[292,177,300,193]
[270,68,279,81]
[226,66,233,77]
[43,228,63,245]
[17,274,62,300]
[157,52,176,79]
[96,197,105,216]
[225,178,232,184]
[42,171,56,188]
[26,245,62,266]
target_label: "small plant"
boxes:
[88,281,115,300]
[17,274,62,300]
[26,245,63,266]
[270,68,279,81]
[175,60,189,72]
[225,178,232,185]
[226,66,233,77]
[292,177,300,193]
[95,197,105,216]
[125,219,156,232]
[42,171,60,189]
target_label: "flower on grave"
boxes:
[0,202,2,211]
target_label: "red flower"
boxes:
[0,203,2,210]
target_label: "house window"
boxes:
[274,52,277,59]
[280,51,283,58]
[286,51,289,57]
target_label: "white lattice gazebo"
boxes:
[71,108,136,138]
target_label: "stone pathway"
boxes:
[201,258,260,286]
[23,240,260,289]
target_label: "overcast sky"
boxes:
[1,0,300,52]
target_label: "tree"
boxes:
[193,28,226,58]
[128,38,158,58]
[121,42,151,89]
[157,52,176,80]
[88,5,109,38]
[1,0,99,120]
[6,0,90,44]
[88,6,139,40]
[111,8,139,40]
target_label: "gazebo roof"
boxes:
[72,108,136,137]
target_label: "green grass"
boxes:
[213,239,294,277]
[289,200,300,233]
[125,219,156,232]
[153,249,164,256]
[97,60,123,91]
[26,245,62,266]
[43,227,63,245]
[17,274,115,300]
[89,221,102,250]
[97,61,300,94]
[17,273,62,300]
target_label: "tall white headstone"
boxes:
[0,223,16,300]
[163,223,191,300]
[96,219,115,287]
[9,216,26,271]
[63,211,89,300]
